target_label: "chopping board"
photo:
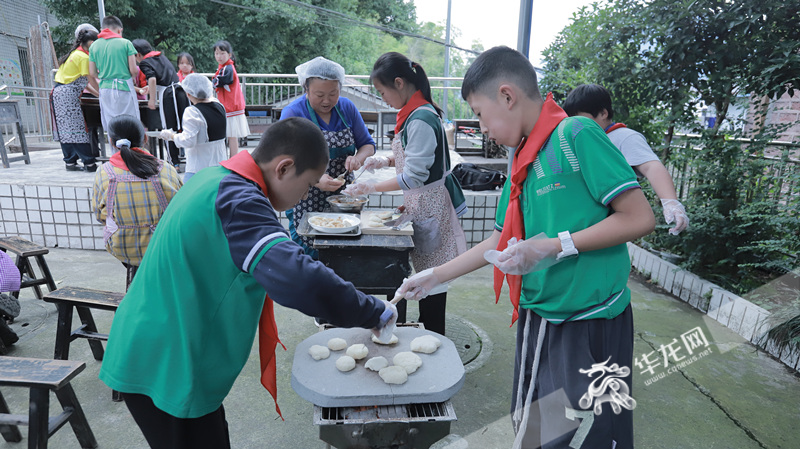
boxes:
[291,327,464,407]
[359,209,414,235]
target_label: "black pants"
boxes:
[511,305,634,449]
[396,292,447,335]
[122,393,231,449]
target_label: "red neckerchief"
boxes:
[494,92,567,325]
[214,59,234,79]
[220,151,286,419]
[109,147,152,170]
[97,28,122,39]
[395,90,430,135]
[605,122,627,134]
[177,70,194,82]
[77,47,89,55]
[142,51,161,60]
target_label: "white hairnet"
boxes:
[295,56,345,88]
[74,23,98,39]
[181,73,213,100]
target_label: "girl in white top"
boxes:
[159,74,227,181]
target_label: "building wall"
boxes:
[744,92,800,143]
[0,0,61,132]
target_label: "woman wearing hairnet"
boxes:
[281,56,376,256]
[159,74,227,181]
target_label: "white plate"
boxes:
[307,213,361,234]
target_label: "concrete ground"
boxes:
[0,247,798,448]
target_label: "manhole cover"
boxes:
[445,315,481,365]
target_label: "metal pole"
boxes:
[516,0,533,57]
[442,0,452,121]
[97,0,106,24]
[509,0,534,173]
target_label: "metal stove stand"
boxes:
[314,401,457,449]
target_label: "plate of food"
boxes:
[307,213,361,234]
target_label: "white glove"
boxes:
[363,156,390,173]
[371,300,398,342]
[395,268,446,302]
[343,180,377,196]
[159,129,176,141]
[661,199,689,235]
[483,233,561,275]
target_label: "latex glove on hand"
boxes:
[343,180,377,196]
[316,174,344,192]
[484,233,561,275]
[159,129,176,141]
[661,199,689,235]
[371,300,398,342]
[395,268,447,302]
[362,156,390,173]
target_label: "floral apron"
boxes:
[392,133,466,271]
[286,100,357,256]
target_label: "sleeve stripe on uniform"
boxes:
[601,181,640,205]
[243,232,289,272]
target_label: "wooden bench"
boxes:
[0,236,57,302]
[0,356,97,449]
[42,287,124,362]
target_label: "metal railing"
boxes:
[1,84,53,142]
[1,73,476,144]
[665,135,800,208]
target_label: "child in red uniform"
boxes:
[212,40,249,157]
[176,52,195,82]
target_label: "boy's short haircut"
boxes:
[131,39,154,56]
[563,84,615,119]
[102,15,123,30]
[462,46,541,102]
[251,117,329,175]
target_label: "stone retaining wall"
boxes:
[627,242,798,373]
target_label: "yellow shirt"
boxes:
[54,49,90,85]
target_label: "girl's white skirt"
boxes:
[226,114,250,138]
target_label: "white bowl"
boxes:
[307,213,361,234]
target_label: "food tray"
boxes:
[360,210,414,235]
[297,212,362,238]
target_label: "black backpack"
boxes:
[452,163,507,191]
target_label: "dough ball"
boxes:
[327,337,347,351]
[346,343,369,360]
[371,333,399,345]
[379,365,408,385]
[336,355,356,372]
[368,222,383,227]
[393,352,423,374]
[378,211,393,219]
[308,344,330,360]
[410,335,442,354]
[369,215,383,223]
[365,356,389,371]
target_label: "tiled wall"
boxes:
[0,184,103,250]
[0,183,502,250]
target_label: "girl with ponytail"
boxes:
[344,52,468,335]
[92,115,183,287]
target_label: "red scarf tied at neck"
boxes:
[395,90,430,135]
[494,92,567,325]
[605,122,627,134]
[97,28,122,39]
[141,51,161,60]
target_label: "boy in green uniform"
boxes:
[99,117,397,449]
[397,46,655,448]
[88,15,139,148]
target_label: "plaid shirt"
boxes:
[0,251,20,292]
[92,162,183,266]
